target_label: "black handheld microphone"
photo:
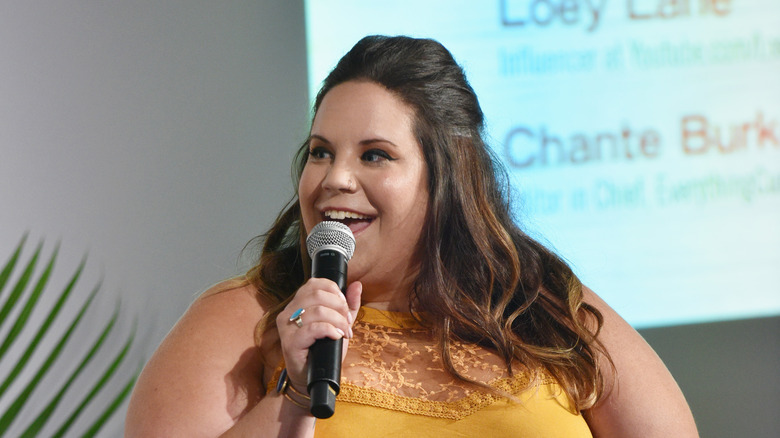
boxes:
[305,221,356,419]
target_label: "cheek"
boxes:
[378,169,429,226]
[298,166,320,231]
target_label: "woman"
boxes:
[125,36,698,437]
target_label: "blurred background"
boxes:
[0,1,777,436]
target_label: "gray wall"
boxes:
[0,1,307,435]
[640,316,780,437]
[0,1,777,436]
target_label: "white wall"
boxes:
[0,1,307,434]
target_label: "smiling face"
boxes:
[298,80,429,306]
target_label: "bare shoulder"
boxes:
[581,286,699,437]
[125,279,270,437]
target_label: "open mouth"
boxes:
[322,210,374,234]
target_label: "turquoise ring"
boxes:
[289,308,305,328]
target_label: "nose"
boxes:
[321,158,356,193]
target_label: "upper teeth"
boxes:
[325,210,368,220]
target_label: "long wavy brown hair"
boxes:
[246,35,610,410]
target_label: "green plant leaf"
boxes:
[0,284,98,434]
[0,257,86,398]
[0,234,27,298]
[18,306,126,437]
[0,240,42,328]
[0,236,143,437]
[50,322,138,438]
[0,243,58,362]
[80,373,138,438]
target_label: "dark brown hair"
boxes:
[247,35,608,409]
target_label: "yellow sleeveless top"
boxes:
[270,306,593,437]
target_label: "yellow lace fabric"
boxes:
[268,306,592,436]
[336,306,548,420]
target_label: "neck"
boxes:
[358,280,413,312]
[351,262,419,312]
[361,298,409,312]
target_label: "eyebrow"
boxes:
[308,134,399,149]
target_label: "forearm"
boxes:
[219,392,317,438]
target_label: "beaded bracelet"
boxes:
[276,368,310,409]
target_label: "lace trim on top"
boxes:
[337,369,547,420]
[270,306,560,420]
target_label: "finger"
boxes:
[341,282,361,361]
[305,277,349,299]
[294,304,353,338]
[286,322,346,363]
[279,285,349,326]
[345,281,362,326]
[283,299,350,335]
[291,278,350,310]
[300,276,353,311]
[295,321,346,343]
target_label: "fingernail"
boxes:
[347,311,354,325]
[337,328,346,338]
[349,327,354,338]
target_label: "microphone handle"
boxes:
[307,249,348,419]
[308,338,342,418]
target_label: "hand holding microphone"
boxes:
[304,221,356,418]
[277,221,358,418]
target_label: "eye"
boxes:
[362,149,395,163]
[308,146,333,161]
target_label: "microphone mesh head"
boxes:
[306,221,356,260]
